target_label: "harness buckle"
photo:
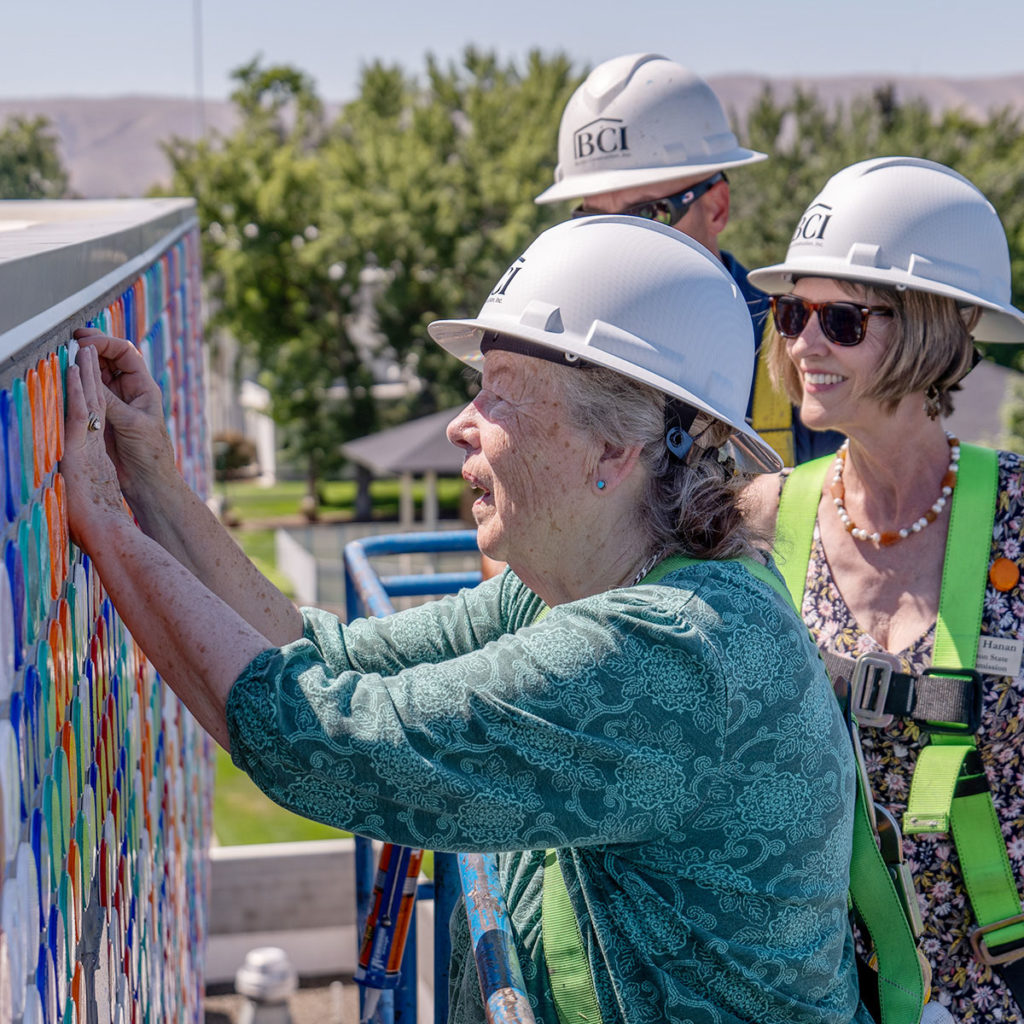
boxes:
[851,652,902,728]
[875,805,924,938]
[970,913,1024,966]
[919,667,984,735]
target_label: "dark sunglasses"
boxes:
[572,172,726,225]
[770,295,894,347]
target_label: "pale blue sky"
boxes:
[2,0,1021,101]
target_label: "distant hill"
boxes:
[2,74,1023,199]
[0,96,237,199]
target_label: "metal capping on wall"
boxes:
[0,199,198,376]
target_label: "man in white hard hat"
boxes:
[536,52,843,465]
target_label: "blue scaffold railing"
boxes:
[343,530,537,1024]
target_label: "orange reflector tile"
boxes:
[50,352,65,462]
[38,357,57,476]
[27,367,44,489]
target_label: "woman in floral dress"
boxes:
[745,157,1024,1022]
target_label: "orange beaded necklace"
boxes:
[830,432,960,546]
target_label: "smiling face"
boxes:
[785,278,896,435]
[446,350,601,574]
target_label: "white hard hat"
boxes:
[428,216,781,473]
[748,156,1024,344]
[535,53,767,206]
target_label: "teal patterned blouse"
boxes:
[226,559,870,1024]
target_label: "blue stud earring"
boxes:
[596,480,606,490]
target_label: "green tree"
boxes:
[319,48,582,418]
[163,60,371,504]
[163,50,580,504]
[0,115,69,198]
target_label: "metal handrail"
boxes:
[344,530,534,1024]
[344,529,483,619]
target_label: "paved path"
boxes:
[205,975,360,1023]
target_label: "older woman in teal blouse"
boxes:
[60,216,870,1024]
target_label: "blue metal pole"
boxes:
[344,531,481,609]
[457,853,536,1024]
[395,893,418,1024]
[377,572,481,598]
[355,836,392,1022]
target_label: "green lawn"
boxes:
[211,474,466,845]
[220,476,466,523]
[213,746,351,845]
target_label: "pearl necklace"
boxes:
[831,433,960,546]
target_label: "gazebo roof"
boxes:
[341,406,465,477]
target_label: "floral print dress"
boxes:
[797,450,1024,1022]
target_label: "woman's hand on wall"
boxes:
[71,330,304,646]
[72,328,178,505]
[60,344,134,551]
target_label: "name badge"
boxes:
[976,635,1024,678]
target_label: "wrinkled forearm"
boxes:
[87,515,275,750]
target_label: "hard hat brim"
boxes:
[428,318,783,474]
[748,260,1024,346]
[534,149,767,205]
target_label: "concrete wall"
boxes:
[205,838,436,1024]
[205,839,357,985]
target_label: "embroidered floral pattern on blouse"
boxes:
[228,561,870,1024]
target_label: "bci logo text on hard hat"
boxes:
[573,118,629,163]
[792,202,833,244]
[487,256,526,304]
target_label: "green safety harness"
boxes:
[774,443,1024,1006]
[542,554,926,1024]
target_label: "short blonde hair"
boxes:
[766,282,980,419]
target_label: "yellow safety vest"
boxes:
[750,335,795,467]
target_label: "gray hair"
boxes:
[554,362,761,561]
